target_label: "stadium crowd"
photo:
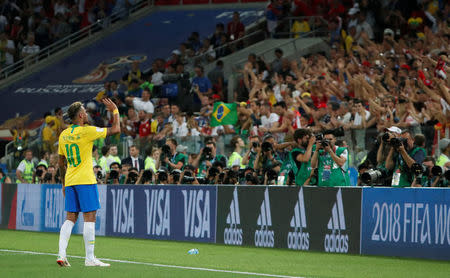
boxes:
[0,0,143,70]
[7,0,450,188]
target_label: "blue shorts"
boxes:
[65,184,100,213]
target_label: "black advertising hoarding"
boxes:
[216,186,362,254]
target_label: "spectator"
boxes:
[21,33,40,65]
[122,145,144,172]
[172,113,188,137]
[271,48,284,74]
[207,60,224,99]
[122,61,143,90]
[227,12,244,41]
[42,116,57,153]
[191,65,212,109]
[0,32,15,68]
[16,149,35,183]
[128,88,154,115]
[210,23,225,48]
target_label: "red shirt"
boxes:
[227,21,245,40]
[139,119,151,138]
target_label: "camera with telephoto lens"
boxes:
[97,171,104,180]
[109,170,119,180]
[315,133,329,148]
[431,166,450,180]
[382,132,391,143]
[203,147,213,160]
[361,168,389,185]
[157,168,168,183]
[160,145,172,161]
[266,168,278,182]
[142,170,153,183]
[43,173,53,183]
[390,137,406,148]
[182,170,195,184]
[261,142,273,153]
[411,163,428,177]
[127,171,139,184]
[171,169,181,184]
[207,167,220,178]
[36,168,44,178]
[252,142,259,149]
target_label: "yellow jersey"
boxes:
[58,124,107,186]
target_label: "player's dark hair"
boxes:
[67,102,83,121]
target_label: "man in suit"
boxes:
[121,145,144,172]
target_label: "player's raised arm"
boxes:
[102,98,121,135]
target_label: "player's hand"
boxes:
[102,98,118,112]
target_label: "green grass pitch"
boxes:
[0,230,449,278]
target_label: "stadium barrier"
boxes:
[0,184,449,260]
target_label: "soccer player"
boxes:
[57,99,120,267]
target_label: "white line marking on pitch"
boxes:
[0,249,304,278]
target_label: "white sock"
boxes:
[58,220,74,258]
[83,222,96,261]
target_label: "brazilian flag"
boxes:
[210,102,238,127]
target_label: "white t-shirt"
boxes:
[22,44,40,56]
[172,121,188,137]
[261,113,280,128]
[3,40,15,65]
[353,110,370,126]
[133,98,154,114]
[151,72,164,86]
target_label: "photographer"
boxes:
[160,138,187,172]
[241,135,261,169]
[311,130,350,187]
[125,167,140,185]
[156,167,169,185]
[106,162,121,185]
[180,165,199,185]
[411,156,437,187]
[385,131,426,187]
[43,165,58,184]
[137,169,154,185]
[33,164,47,184]
[193,141,227,177]
[93,165,104,184]
[287,129,315,186]
[253,138,282,173]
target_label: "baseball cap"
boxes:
[384,28,394,36]
[386,126,402,134]
[438,138,450,151]
[14,16,21,21]
[172,49,181,55]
